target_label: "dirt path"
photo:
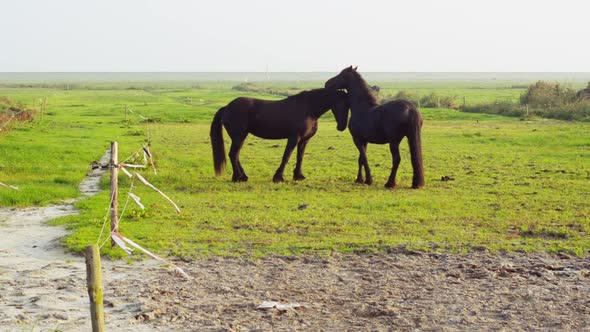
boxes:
[1,154,589,331]
[0,152,156,331]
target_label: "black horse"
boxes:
[210,88,349,182]
[325,66,425,188]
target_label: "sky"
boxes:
[1,0,589,72]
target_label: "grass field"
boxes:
[1,80,589,258]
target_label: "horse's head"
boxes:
[331,90,350,131]
[325,65,358,90]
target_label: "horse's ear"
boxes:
[353,66,358,71]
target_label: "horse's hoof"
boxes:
[293,174,306,181]
[384,182,396,189]
[365,179,373,185]
[273,176,285,183]
[355,178,364,184]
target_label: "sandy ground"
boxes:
[1,153,589,331]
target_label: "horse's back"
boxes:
[223,96,298,139]
[222,97,255,131]
[363,100,418,141]
[380,99,418,124]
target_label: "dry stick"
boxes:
[85,244,105,332]
[110,142,119,247]
[135,172,180,213]
[143,146,157,175]
[0,182,19,190]
[128,192,145,210]
[112,232,190,279]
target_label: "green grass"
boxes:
[1,82,589,258]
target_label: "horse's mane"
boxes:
[350,71,379,107]
[286,88,328,101]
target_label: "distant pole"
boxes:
[85,244,105,332]
[110,142,119,246]
[41,97,47,121]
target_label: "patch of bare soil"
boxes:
[124,252,590,331]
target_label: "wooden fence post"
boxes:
[85,244,105,332]
[110,142,119,246]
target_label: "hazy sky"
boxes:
[1,0,589,72]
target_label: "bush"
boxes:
[0,97,33,130]
[386,90,420,106]
[231,82,259,92]
[384,91,459,109]
[462,100,590,122]
[0,96,33,125]
[420,92,459,109]
[231,83,291,97]
[535,101,590,121]
[461,81,590,122]
[462,102,526,118]
[520,81,578,107]
[577,82,590,101]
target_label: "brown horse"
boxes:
[325,66,425,188]
[210,88,349,182]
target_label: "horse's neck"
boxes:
[308,99,330,119]
[349,79,377,112]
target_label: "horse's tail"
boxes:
[408,107,425,188]
[210,107,226,176]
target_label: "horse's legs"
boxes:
[237,153,246,179]
[293,138,310,180]
[273,137,299,182]
[229,133,248,182]
[353,138,371,185]
[353,139,363,183]
[385,141,402,188]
